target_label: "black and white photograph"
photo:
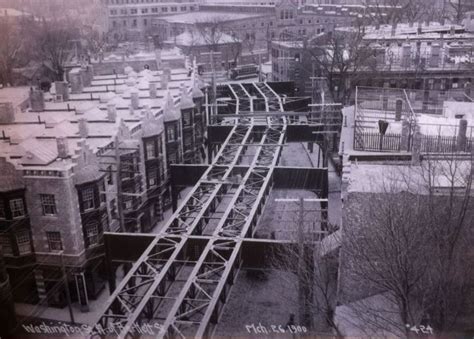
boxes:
[0,0,473,338]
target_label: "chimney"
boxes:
[107,103,117,122]
[55,81,69,101]
[131,90,140,110]
[30,88,45,112]
[78,118,88,138]
[457,119,468,151]
[0,102,15,124]
[56,137,69,159]
[150,82,157,99]
[155,49,162,68]
[82,65,93,87]
[69,68,84,94]
[161,68,171,89]
[391,22,397,36]
[147,36,154,52]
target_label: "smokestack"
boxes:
[56,137,69,159]
[131,90,140,110]
[78,118,88,138]
[150,82,157,99]
[107,103,117,122]
[30,88,45,112]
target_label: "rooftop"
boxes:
[157,11,267,24]
[0,65,201,171]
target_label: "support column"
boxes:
[0,247,17,336]
[74,271,90,312]
[401,120,411,151]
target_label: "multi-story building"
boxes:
[0,57,207,310]
[102,0,200,41]
[272,17,474,100]
[335,87,474,336]
[154,0,380,65]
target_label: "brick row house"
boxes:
[0,61,207,310]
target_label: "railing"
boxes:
[354,132,402,152]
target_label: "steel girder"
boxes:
[92,82,292,339]
[158,125,287,338]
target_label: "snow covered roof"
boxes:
[163,90,181,122]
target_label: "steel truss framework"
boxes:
[91,84,325,339]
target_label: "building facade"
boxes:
[0,57,207,310]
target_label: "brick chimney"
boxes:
[0,103,15,124]
[78,118,88,138]
[30,88,45,112]
[107,103,117,122]
[131,90,140,110]
[161,68,171,89]
[55,81,70,101]
[56,137,69,159]
[69,68,84,94]
[150,82,157,99]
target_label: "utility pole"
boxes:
[297,198,307,327]
[115,136,125,232]
[60,251,75,325]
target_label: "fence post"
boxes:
[457,119,468,152]
[401,120,410,151]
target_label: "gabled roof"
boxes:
[142,109,164,138]
[163,90,181,122]
[179,83,195,110]
[192,73,205,98]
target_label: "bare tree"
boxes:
[306,27,378,104]
[340,155,473,336]
[363,0,443,26]
[266,198,342,336]
[32,19,79,81]
[0,16,32,86]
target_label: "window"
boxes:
[110,199,117,219]
[46,232,62,252]
[107,165,114,185]
[146,141,155,160]
[168,153,177,164]
[41,194,57,216]
[16,231,31,255]
[82,187,95,211]
[131,8,137,14]
[85,222,100,247]
[0,200,5,219]
[167,126,175,142]
[10,199,25,218]
[183,111,192,126]
[0,235,13,256]
[148,168,158,187]
[141,8,148,13]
